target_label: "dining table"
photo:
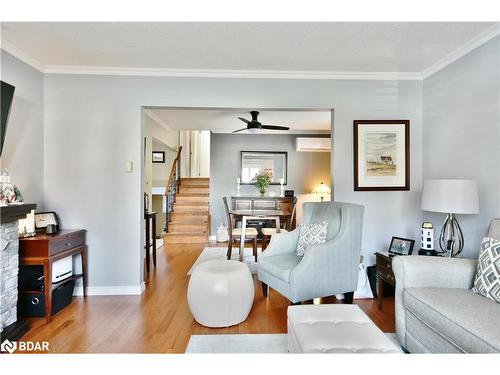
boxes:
[228,209,291,262]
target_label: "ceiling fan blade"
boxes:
[261,125,290,131]
[238,117,250,124]
[232,128,248,133]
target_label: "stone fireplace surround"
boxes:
[0,203,36,342]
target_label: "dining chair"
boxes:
[222,197,258,261]
[261,196,297,251]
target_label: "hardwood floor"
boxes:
[20,242,395,353]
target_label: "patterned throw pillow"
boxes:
[472,237,500,304]
[296,221,328,256]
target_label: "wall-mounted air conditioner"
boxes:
[295,137,331,152]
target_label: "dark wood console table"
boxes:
[375,251,395,310]
[19,230,87,322]
[231,196,296,230]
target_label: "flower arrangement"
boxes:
[252,170,273,196]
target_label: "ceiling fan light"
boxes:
[248,128,262,134]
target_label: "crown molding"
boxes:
[44,65,423,80]
[422,23,500,79]
[0,41,45,72]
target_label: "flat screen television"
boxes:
[1,81,15,157]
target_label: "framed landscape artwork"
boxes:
[353,120,410,191]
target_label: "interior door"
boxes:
[197,130,211,178]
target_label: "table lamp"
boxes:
[421,179,479,257]
[312,182,331,202]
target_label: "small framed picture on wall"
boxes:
[353,120,410,191]
[152,151,165,163]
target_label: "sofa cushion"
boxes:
[472,237,500,303]
[258,254,302,282]
[404,287,500,352]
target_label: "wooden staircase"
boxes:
[163,177,210,244]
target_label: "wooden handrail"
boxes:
[165,146,183,195]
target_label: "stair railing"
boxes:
[164,146,183,233]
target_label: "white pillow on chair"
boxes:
[296,221,328,256]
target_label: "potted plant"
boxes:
[252,170,273,196]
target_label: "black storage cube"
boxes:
[18,265,44,291]
[18,279,75,317]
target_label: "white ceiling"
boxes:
[1,22,498,75]
[145,108,331,134]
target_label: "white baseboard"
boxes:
[73,284,144,296]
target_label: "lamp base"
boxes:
[439,213,464,257]
[418,249,438,256]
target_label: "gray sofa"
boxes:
[393,219,500,353]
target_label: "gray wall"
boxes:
[333,81,424,263]
[42,73,423,291]
[210,133,331,234]
[0,51,44,205]
[423,36,500,257]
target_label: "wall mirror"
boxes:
[240,151,287,185]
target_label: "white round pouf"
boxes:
[187,260,254,327]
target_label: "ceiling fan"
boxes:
[233,111,290,133]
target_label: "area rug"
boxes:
[185,333,401,353]
[185,334,288,353]
[187,247,262,275]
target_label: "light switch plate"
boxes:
[125,161,133,173]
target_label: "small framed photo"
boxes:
[152,151,165,163]
[35,211,60,232]
[388,236,415,256]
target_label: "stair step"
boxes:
[163,232,208,244]
[179,187,210,194]
[181,178,210,185]
[170,213,208,223]
[173,205,209,213]
[180,184,210,189]
[176,194,210,203]
[169,223,208,233]
[174,201,209,207]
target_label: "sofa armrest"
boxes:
[392,256,477,290]
[259,228,300,258]
[392,255,477,349]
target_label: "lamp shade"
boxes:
[421,179,479,214]
[312,182,331,196]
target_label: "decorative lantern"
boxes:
[419,222,438,256]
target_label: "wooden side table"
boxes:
[19,230,87,322]
[375,251,395,310]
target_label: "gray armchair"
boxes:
[257,201,364,304]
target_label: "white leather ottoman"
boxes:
[187,260,254,328]
[287,304,402,353]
